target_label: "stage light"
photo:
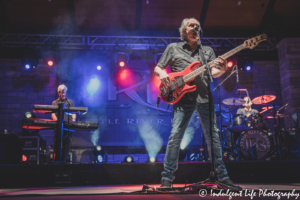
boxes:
[47,60,54,67]
[86,77,101,97]
[124,156,134,163]
[41,40,59,68]
[96,145,102,151]
[114,52,129,67]
[227,61,233,68]
[25,112,32,118]
[97,155,103,163]
[189,153,198,161]
[179,148,187,162]
[93,145,108,164]
[22,155,28,162]
[148,156,157,163]
[21,49,39,70]
[146,0,149,4]
[97,65,101,70]
[24,112,36,119]
[119,61,125,67]
[238,56,253,72]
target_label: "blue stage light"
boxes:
[25,64,30,69]
[189,153,198,161]
[97,65,101,70]
[87,77,100,96]
[93,145,108,164]
[246,66,251,71]
[97,155,103,163]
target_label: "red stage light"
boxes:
[47,60,54,66]
[120,70,127,80]
[227,61,233,68]
[22,155,27,162]
[119,61,125,67]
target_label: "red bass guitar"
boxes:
[159,34,267,105]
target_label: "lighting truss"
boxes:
[0,33,276,51]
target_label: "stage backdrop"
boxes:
[0,54,282,157]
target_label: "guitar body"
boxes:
[158,34,268,105]
[159,61,201,105]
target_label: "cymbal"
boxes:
[265,116,278,119]
[262,106,273,110]
[252,95,276,105]
[263,104,280,107]
[266,114,286,119]
[222,98,246,106]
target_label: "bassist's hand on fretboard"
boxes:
[211,56,227,78]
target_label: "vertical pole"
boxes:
[55,103,65,162]
[218,86,223,154]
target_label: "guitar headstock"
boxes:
[243,34,267,49]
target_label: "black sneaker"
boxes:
[217,178,242,191]
[160,179,171,187]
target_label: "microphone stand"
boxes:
[194,28,217,184]
[213,68,237,154]
[189,28,240,191]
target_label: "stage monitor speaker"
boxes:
[0,134,22,164]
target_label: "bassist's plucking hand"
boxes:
[154,66,171,86]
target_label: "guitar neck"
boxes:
[183,44,245,82]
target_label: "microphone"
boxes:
[193,25,203,33]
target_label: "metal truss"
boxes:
[0,33,276,51]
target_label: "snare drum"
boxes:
[232,114,248,132]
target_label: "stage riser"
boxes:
[0,161,299,188]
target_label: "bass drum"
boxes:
[238,129,272,160]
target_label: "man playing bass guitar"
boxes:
[154,17,242,190]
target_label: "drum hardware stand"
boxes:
[248,145,257,160]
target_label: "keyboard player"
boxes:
[51,84,76,162]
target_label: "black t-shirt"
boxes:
[52,98,75,122]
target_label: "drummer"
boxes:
[236,97,259,117]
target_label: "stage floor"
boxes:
[1,161,300,189]
[1,184,300,199]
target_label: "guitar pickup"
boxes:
[177,77,184,88]
[160,86,167,97]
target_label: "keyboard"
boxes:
[22,118,98,131]
[33,105,88,113]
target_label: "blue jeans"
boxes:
[162,98,229,182]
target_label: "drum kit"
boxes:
[217,94,288,161]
